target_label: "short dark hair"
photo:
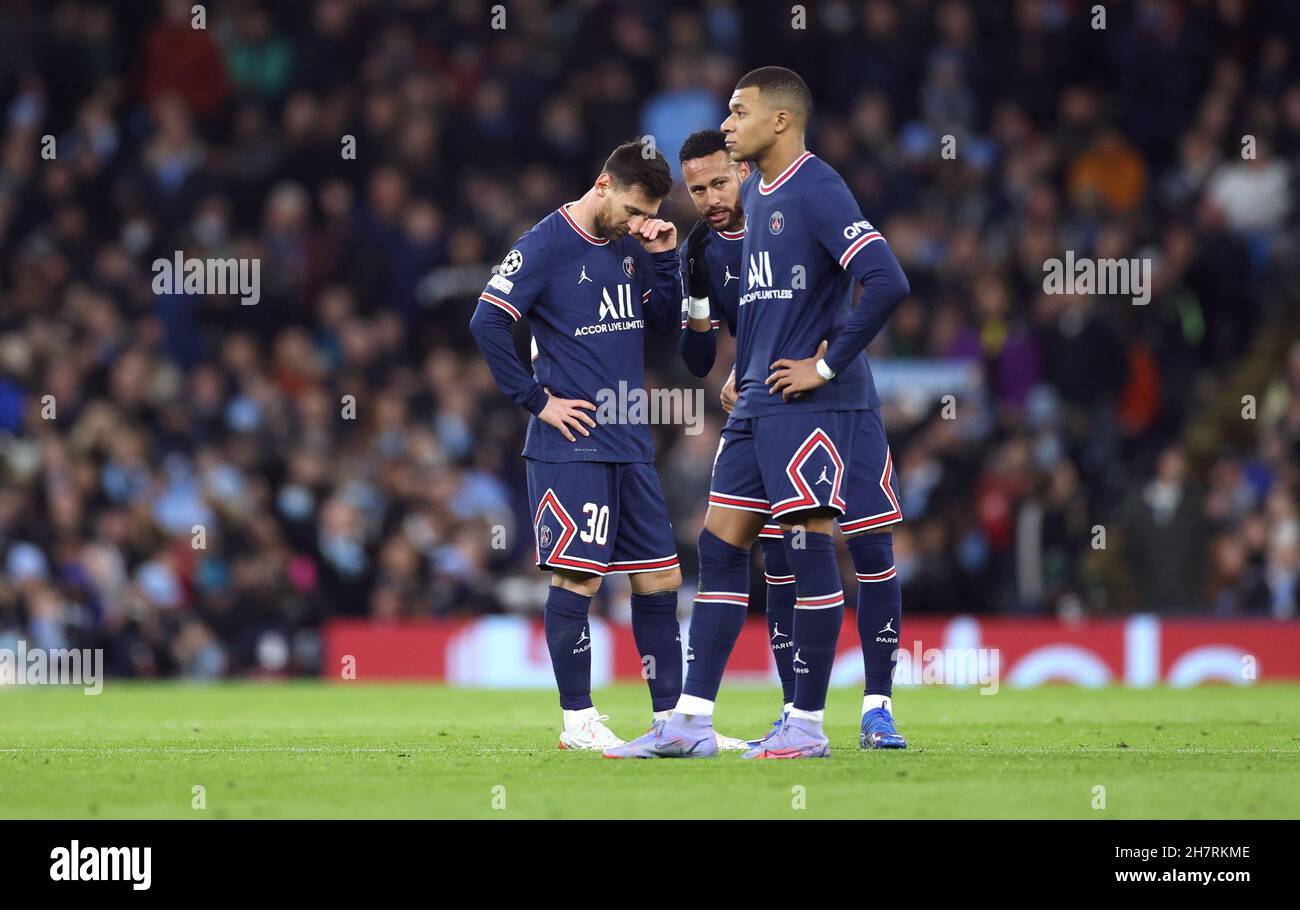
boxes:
[679,129,728,165]
[602,140,673,199]
[735,66,812,123]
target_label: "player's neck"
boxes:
[565,191,600,236]
[717,214,745,235]
[757,140,808,185]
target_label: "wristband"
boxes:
[815,358,836,381]
[687,296,711,320]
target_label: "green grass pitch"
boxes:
[2,682,1298,819]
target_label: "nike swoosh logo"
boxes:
[654,737,702,756]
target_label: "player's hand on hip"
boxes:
[634,218,677,253]
[766,341,829,402]
[539,389,597,442]
[720,368,737,413]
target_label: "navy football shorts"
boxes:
[526,459,680,577]
[708,407,902,547]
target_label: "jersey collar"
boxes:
[758,151,814,195]
[559,203,609,245]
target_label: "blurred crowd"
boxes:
[0,0,1297,678]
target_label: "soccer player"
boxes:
[469,141,689,751]
[674,127,908,751]
[673,130,805,738]
[606,68,910,759]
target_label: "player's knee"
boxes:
[758,536,792,577]
[698,526,750,571]
[703,506,763,550]
[779,509,835,536]
[662,566,683,591]
[847,530,894,573]
[631,566,682,596]
[552,570,602,599]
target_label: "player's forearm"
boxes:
[678,322,717,377]
[686,315,714,333]
[469,301,548,415]
[823,242,910,375]
[645,249,681,335]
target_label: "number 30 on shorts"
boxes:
[580,503,610,544]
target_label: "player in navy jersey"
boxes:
[470,141,740,751]
[673,130,807,741]
[606,69,910,759]
[676,130,749,372]
[667,126,911,752]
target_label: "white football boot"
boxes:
[557,709,625,751]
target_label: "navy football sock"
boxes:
[848,532,901,698]
[543,585,595,710]
[783,530,844,715]
[681,528,751,705]
[759,536,797,706]
[630,590,683,713]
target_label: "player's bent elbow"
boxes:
[888,264,911,301]
[686,359,712,379]
[678,340,713,378]
[878,265,909,304]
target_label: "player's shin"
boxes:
[758,535,797,709]
[847,531,901,713]
[544,586,595,711]
[783,530,844,724]
[630,591,683,715]
[678,528,751,714]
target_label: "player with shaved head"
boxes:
[607,67,911,759]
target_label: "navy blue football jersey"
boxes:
[731,152,887,419]
[678,218,878,386]
[678,225,745,336]
[476,205,678,463]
